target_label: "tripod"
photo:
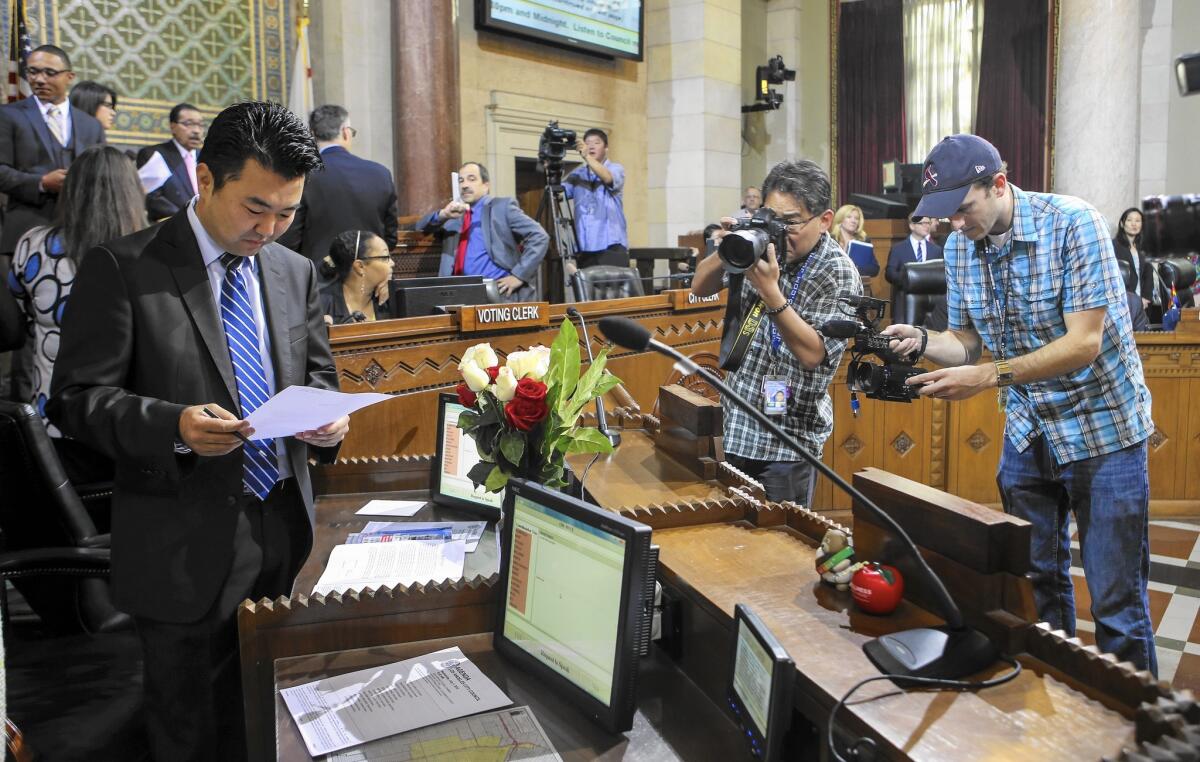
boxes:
[535,163,581,304]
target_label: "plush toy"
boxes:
[815,529,859,589]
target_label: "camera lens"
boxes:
[718,229,767,274]
[849,361,883,394]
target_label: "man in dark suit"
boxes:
[135,102,205,220]
[0,44,104,258]
[419,161,548,302]
[276,104,398,273]
[885,215,943,324]
[48,102,348,761]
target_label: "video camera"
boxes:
[538,121,576,184]
[717,207,789,274]
[821,295,925,403]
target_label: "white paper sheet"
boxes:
[362,520,487,552]
[311,539,466,597]
[280,646,512,758]
[137,151,171,193]
[326,705,562,761]
[244,386,392,440]
[451,171,461,203]
[354,499,426,518]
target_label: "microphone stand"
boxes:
[598,317,997,681]
[566,307,621,449]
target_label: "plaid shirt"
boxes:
[946,185,1152,464]
[723,232,863,462]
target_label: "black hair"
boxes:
[703,223,722,240]
[1116,207,1143,249]
[320,229,383,282]
[761,159,831,217]
[197,101,322,191]
[460,161,489,183]
[31,45,70,70]
[583,128,608,146]
[51,145,147,265]
[309,104,349,141]
[169,102,200,123]
[69,81,116,118]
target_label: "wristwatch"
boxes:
[994,359,1014,387]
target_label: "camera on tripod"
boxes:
[821,295,926,403]
[538,121,576,184]
[717,207,789,274]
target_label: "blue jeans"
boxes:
[997,436,1157,675]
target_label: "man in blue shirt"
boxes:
[884,134,1157,674]
[563,128,628,269]
[420,162,548,302]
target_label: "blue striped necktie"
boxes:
[219,253,278,500]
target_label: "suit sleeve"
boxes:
[419,210,446,234]
[135,145,154,168]
[145,186,181,222]
[0,110,45,205]
[504,200,549,285]
[381,170,399,248]
[46,246,188,462]
[300,258,342,464]
[885,243,908,285]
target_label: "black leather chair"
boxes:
[571,266,645,301]
[1157,257,1197,306]
[899,259,947,329]
[1116,258,1138,293]
[0,401,127,633]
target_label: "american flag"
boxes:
[7,0,31,103]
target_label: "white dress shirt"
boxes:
[35,96,72,145]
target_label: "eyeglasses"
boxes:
[344,126,358,138]
[26,66,71,79]
[175,120,204,129]
[778,214,819,233]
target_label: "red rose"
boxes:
[456,382,477,407]
[486,365,500,382]
[504,378,549,431]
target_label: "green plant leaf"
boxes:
[484,465,510,493]
[466,460,494,489]
[457,409,480,433]
[564,426,615,454]
[500,430,525,466]
[547,320,581,407]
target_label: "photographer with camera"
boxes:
[882,134,1156,674]
[563,128,629,269]
[691,160,862,506]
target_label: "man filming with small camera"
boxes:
[563,128,629,270]
[692,160,862,506]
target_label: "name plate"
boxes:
[667,288,726,311]
[457,302,550,333]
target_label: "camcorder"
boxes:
[538,121,576,184]
[717,207,789,274]
[821,294,926,403]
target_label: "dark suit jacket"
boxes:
[419,195,549,302]
[0,97,105,253]
[276,145,399,269]
[136,140,196,220]
[1113,238,1156,301]
[47,212,339,623]
[885,237,944,285]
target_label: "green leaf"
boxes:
[547,320,581,407]
[484,465,510,493]
[500,430,525,466]
[466,460,495,489]
[457,409,480,433]
[564,426,615,455]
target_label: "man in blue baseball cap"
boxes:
[883,134,1157,674]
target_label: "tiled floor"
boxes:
[1069,519,1200,687]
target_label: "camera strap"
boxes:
[719,274,761,372]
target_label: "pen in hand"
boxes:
[202,407,252,445]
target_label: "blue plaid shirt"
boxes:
[945,185,1152,464]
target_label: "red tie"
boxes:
[453,208,473,275]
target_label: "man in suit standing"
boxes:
[48,102,348,761]
[276,104,398,273]
[0,45,104,260]
[136,102,205,220]
[885,215,943,324]
[419,161,549,302]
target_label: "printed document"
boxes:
[355,499,427,517]
[311,539,466,597]
[362,520,487,552]
[244,386,392,440]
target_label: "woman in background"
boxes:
[69,80,118,132]
[833,203,877,277]
[1113,207,1154,310]
[320,230,394,324]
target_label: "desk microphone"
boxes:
[566,307,621,449]
[597,315,997,681]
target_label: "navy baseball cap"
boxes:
[911,134,1003,221]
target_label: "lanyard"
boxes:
[982,243,1012,361]
[769,258,811,354]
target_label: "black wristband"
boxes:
[917,326,929,358]
[765,301,790,316]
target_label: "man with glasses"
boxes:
[885,214,943,325]
[277,104,398,278]
[0,44,105,260]
[136,102,206,220]
[883,134,1156,674]
[691,160,862,506]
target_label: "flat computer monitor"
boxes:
[495,478,657,734]
[727,604,794,761]
[393,276,491,317]
[432,392,505,518]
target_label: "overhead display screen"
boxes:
[476,1,645,61]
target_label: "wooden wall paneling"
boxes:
[945,390,1005,506]
[874,395,929,485]
[1139,343,1189,501]
[825,376,878,510]
[1188,369,1200,502]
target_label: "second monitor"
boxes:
[391,275,491,317]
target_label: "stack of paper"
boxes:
[311,539,466,597]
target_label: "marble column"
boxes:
[1053,0,1139,227]
[645,0,742,247]
[392,0,460,216]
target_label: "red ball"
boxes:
[851,563,904,615]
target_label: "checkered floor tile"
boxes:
[1069,519,1200,687]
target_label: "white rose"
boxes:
[462,362,491,392]
[508,345,551,380]
[459,343,499,373]
[493,366,518,401]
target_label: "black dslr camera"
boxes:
[538,121,576,183]
[822,295,925,403]
[717,207,789,274]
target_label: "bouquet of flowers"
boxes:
[455,320,622,492]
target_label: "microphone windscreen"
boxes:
[820,320,861,339]
[598,316,651,351]
[566,306,581,317]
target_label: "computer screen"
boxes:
[394,277,492,317]
[433,393,505,517]
[495,478,655,734]
[475,0,644,61]
[728,604,794,761]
